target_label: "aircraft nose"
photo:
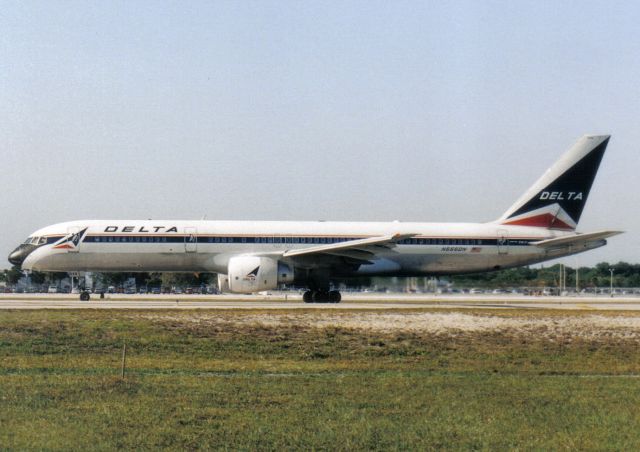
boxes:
[8,245,33,266]
[8,249,24,266]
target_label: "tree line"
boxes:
[450,262,640,288]
[0,266,212,289]
[2,261,640,289]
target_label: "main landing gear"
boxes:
[303,290,341,303]
[80,291,90,301]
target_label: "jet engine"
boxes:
[227,256,294,293]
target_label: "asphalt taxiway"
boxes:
[2,293,640,310]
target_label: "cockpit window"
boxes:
[25,236,46,245]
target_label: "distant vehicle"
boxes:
[469,288,484,294]
[492,289,507,294]
[151,287,161,295]
[125,288,136,294]
[47,285,58,293]
[185,287,193,294]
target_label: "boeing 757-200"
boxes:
[9,135,622,302]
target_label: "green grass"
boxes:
[2,309,640,450]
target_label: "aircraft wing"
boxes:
[280,233,415,263]
[531,230,623,248]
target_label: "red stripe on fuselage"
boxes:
[503,213,574,230]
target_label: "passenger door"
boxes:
[184,227,197,253]
[497,229,509,255]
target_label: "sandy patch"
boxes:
[134,311,640,340]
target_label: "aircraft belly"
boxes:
[352,247,547,276]
[37,252,210,272]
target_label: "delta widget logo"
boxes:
[53,228,88,250]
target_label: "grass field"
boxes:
[2,309,640,450]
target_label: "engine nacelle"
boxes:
[227,256,294,293]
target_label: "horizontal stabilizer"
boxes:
[531,230,623,248]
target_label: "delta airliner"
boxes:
[9,135,621,302]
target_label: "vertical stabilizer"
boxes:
[497,135,610,230]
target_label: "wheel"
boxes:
[328,290,341,303]
[80,291,90,301]
[303,290,313,303]
[312,291,328,303]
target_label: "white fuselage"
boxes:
[20,219,601,277]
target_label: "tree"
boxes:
[4,266,24,285]
[30,272,48,285]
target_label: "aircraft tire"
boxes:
[312,291,328,303]
[80,291,90,302]
[328,290,341,303]
[303,291,313,303]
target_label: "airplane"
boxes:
[9,134,621,302]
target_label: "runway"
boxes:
[2,293,640,310]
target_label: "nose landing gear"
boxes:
[80,291,90,301]
[302,290,341,303]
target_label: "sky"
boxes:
[1,0,639,268]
